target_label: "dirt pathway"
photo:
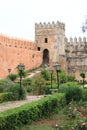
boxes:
[0,95,44,112]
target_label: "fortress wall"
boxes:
[65,37,87,44]
[0,34,42,79]
[64,36,87,80]
[0,34,37,50]
[59,55,66,71]
[65,37,87,55]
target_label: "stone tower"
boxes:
[35,21,65,65]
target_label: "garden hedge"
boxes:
[0,92,13,103]
[0,93,66,130]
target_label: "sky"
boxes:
[0,0,87,41]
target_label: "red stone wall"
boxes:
[0,34,42,79]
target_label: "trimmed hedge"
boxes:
[59,85,82,103]
[0,92,13,103]
[65,86,82,103]
[0,93,66,130]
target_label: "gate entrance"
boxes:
[43,49,49,65]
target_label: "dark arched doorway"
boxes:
[43,49,49,65]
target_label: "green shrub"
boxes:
[31,76,46,95]
[59,82,80,92]
[0,79,15,93]
[44,85,51,94]
[59,83,82,104]
[80,72,86,79]
[8,73,17,81]
[59,70,67,83]
[67,75,75,82]
[22,78,32,92]
[66,86,82,103]
[0,92,13,103]
[22,78,32,86]
[26,86,32,93]
[82,88,87,101]
[0,78,26,101]
[41,69,50,80]
[59,83,69,93]
[6,84,27,100]
[45,81,51,85]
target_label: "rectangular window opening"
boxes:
[45,38,48,43]
[37,47,40,51]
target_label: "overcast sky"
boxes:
[0,0,87,40]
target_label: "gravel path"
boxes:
[0,95,44,112]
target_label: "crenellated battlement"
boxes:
[65,37,87,43]
[35,21,65,30]
[0,34,37,50]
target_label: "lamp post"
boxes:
[82,72,85,88]
[49,69,53,89]
[17,64,24,99]
[8,68,11,75]
[54,64,61,91]
[80,56,86,88]
[80,71,85,88]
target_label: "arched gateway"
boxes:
[43,49,49,65]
